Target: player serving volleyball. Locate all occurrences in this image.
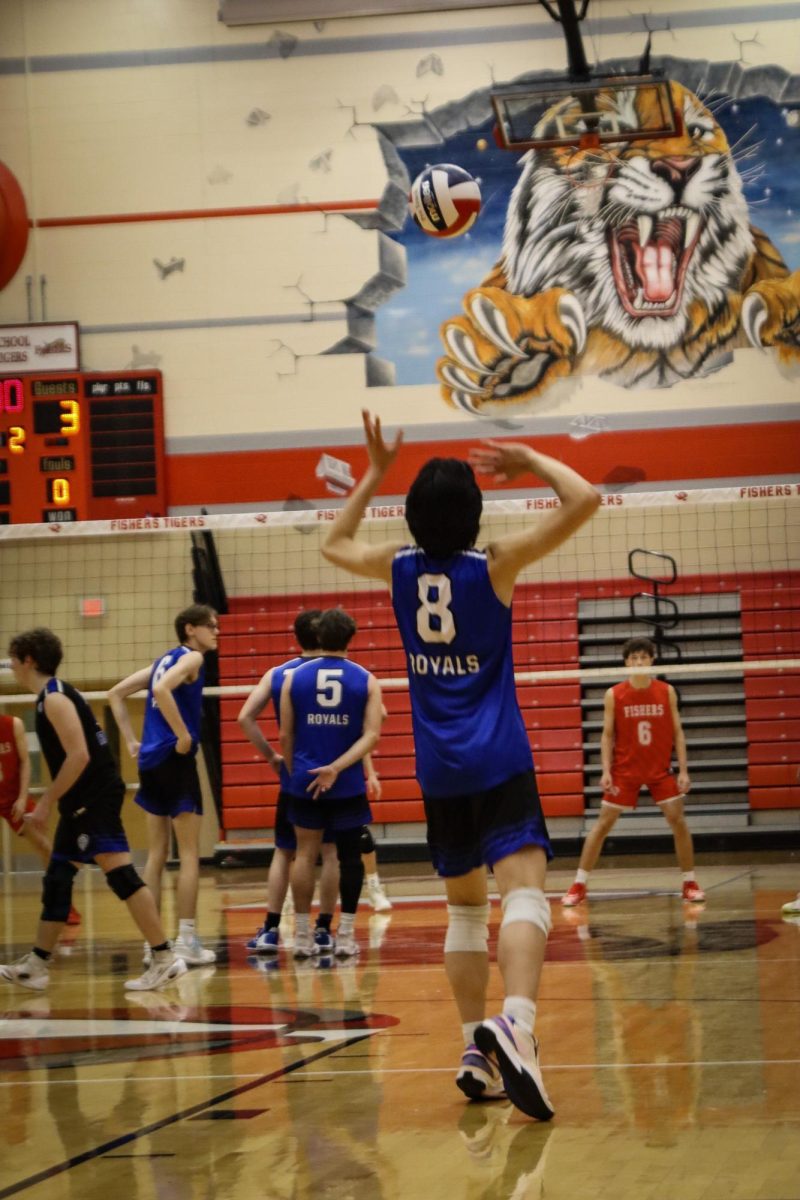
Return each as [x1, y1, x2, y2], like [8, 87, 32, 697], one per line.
[321, 410, 600, 1121]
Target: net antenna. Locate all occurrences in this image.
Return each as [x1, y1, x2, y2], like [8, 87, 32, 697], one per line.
[491, 0, 682, 153]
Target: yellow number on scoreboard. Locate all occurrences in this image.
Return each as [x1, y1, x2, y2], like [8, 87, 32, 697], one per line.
[59, 399, 80, 436]
[52, 478, 71, 505]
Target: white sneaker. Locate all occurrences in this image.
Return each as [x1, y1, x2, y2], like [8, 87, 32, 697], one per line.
[0, 952, 50, 991]
[173, 934, 217, 965]
[334, 931, 359, 958]
[456, 1044, 507, 1101]
[367, 879, 392, 913]
[293, 929, 316, 959]
[474, 1015, 554, 1122]
[125, 954, 188, 991]
[781, 893, 800, 915]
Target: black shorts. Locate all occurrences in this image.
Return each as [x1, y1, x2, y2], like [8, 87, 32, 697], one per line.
[274, 791, 335, 850]
[423, 769, 553, 878]
[136, 750, 202, 818]
[287, 793, 372, 834]
[52, 781, 129, 864]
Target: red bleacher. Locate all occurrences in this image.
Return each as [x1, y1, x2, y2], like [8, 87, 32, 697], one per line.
[219, 586, 582, 833]
[218, 572, 800, 836]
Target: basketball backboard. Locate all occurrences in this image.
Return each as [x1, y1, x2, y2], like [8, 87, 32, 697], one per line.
[491, 76, 680, 151]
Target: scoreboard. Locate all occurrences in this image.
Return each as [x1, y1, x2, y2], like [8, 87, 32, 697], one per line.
[0, 371, 166, 524]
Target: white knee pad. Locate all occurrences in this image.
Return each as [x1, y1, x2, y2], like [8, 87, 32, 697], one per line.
[500, 887, 552, 937]
[444, 904, 490, 953]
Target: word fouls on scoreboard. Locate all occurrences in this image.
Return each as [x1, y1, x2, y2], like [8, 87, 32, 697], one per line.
[1, 377, 80, 510]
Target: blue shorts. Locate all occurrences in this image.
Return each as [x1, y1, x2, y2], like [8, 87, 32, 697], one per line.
[274, 791, 335, 850]
[136, 750, 202, 819]
[52, 781, 130, 864]
[423, 769, 553, 878]
[287, 793, 371, 834]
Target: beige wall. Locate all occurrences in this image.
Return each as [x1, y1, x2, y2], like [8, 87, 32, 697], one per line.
[0, 0, 797, 447]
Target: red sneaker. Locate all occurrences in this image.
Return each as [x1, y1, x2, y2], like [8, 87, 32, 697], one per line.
[65, 907, 82, 927]
[561, 882, 587, 907]
[682, 881, 705, 904]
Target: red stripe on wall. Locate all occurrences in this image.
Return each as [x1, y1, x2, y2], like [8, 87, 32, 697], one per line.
[33, 200, 381, 229]
[166, 420, 800, 508]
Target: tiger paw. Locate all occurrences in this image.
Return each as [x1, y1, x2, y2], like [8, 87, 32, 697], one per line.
[741, 272, 800, 371]
[438, 285, 586, 412]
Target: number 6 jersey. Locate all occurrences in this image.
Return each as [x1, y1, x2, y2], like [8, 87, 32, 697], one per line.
[611, 678, 674, 780]
[392, 547, 533, 798]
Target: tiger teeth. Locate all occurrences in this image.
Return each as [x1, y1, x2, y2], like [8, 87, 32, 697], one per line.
[684, 213, 700, 246]
[637, 215, 653, 246]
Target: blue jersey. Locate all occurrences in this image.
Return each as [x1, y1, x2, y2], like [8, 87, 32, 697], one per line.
[285, 656, 370, 800]
[138, 645, 205, 770]
[270, 654, 311, 789]
[392, 547, 533, 798]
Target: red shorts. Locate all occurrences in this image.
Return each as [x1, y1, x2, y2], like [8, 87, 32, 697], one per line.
[0, 796, 35, 835]
[603, 772, 682, 810]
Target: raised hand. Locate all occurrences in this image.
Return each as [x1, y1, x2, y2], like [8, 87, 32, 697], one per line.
[362, 409, 404, 475]
[468, 440, 536, 484]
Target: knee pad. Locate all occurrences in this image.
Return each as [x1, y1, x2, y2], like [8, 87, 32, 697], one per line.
[444, 904, 490, 954]
[501, 887, 552, 937]
[105, 863, 145, 901]
[41, 860, 78, 923]
[359, 825, 375, 856]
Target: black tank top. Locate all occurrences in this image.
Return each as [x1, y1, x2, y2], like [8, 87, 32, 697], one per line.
[35, 678, 122, 813]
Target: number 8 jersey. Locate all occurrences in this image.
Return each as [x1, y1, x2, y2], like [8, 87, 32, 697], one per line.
[392, 547, 533, 798]
[611, 678, 674, 780]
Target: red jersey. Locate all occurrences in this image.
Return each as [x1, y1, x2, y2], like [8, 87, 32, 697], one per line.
[611, 678, 675, 780]
[0, 715, 21, 804]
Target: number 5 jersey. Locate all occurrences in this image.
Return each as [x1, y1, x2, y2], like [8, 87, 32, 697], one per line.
[391, 547, 533, 798]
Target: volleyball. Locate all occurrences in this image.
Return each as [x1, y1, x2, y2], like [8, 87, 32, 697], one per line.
[408, 163, 481, 238]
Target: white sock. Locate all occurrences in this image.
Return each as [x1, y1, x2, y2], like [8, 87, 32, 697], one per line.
[178, 919, 196, 940]
[502, 996, 536, 1036]
[366, 872, 380, 887]
[338, 912, 355, 936]
[462, 1021, 479, 1048]
[295, 913, 310, 936]
[576, 869, 589, 885]
[682, 872, 696, 883]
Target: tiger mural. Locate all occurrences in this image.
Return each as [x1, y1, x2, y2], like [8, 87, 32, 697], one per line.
[437, 80, 800, 413]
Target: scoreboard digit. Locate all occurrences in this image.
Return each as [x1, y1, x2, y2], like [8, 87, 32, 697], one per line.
[0, 371, 166, 524]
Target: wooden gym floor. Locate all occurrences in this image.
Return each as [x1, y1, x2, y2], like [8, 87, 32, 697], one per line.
[1, 855, 799, 1200]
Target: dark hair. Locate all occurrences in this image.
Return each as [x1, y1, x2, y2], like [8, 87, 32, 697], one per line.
[8, 627, 64, 676]
[316, 608, 357, 652]
[294, 609, 321, 651]
[622, 636, 657, 662]
[175, 604, 217, 643]
[405, 458, 482, 559]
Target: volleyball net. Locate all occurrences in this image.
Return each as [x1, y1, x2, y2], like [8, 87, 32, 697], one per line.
[0, 483, 798, 691]
[1, 484, 798, 832]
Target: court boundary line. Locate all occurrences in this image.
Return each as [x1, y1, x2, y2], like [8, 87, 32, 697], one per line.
[0, 1034, 371, 1199]
[3, 1056, 799, 1093]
